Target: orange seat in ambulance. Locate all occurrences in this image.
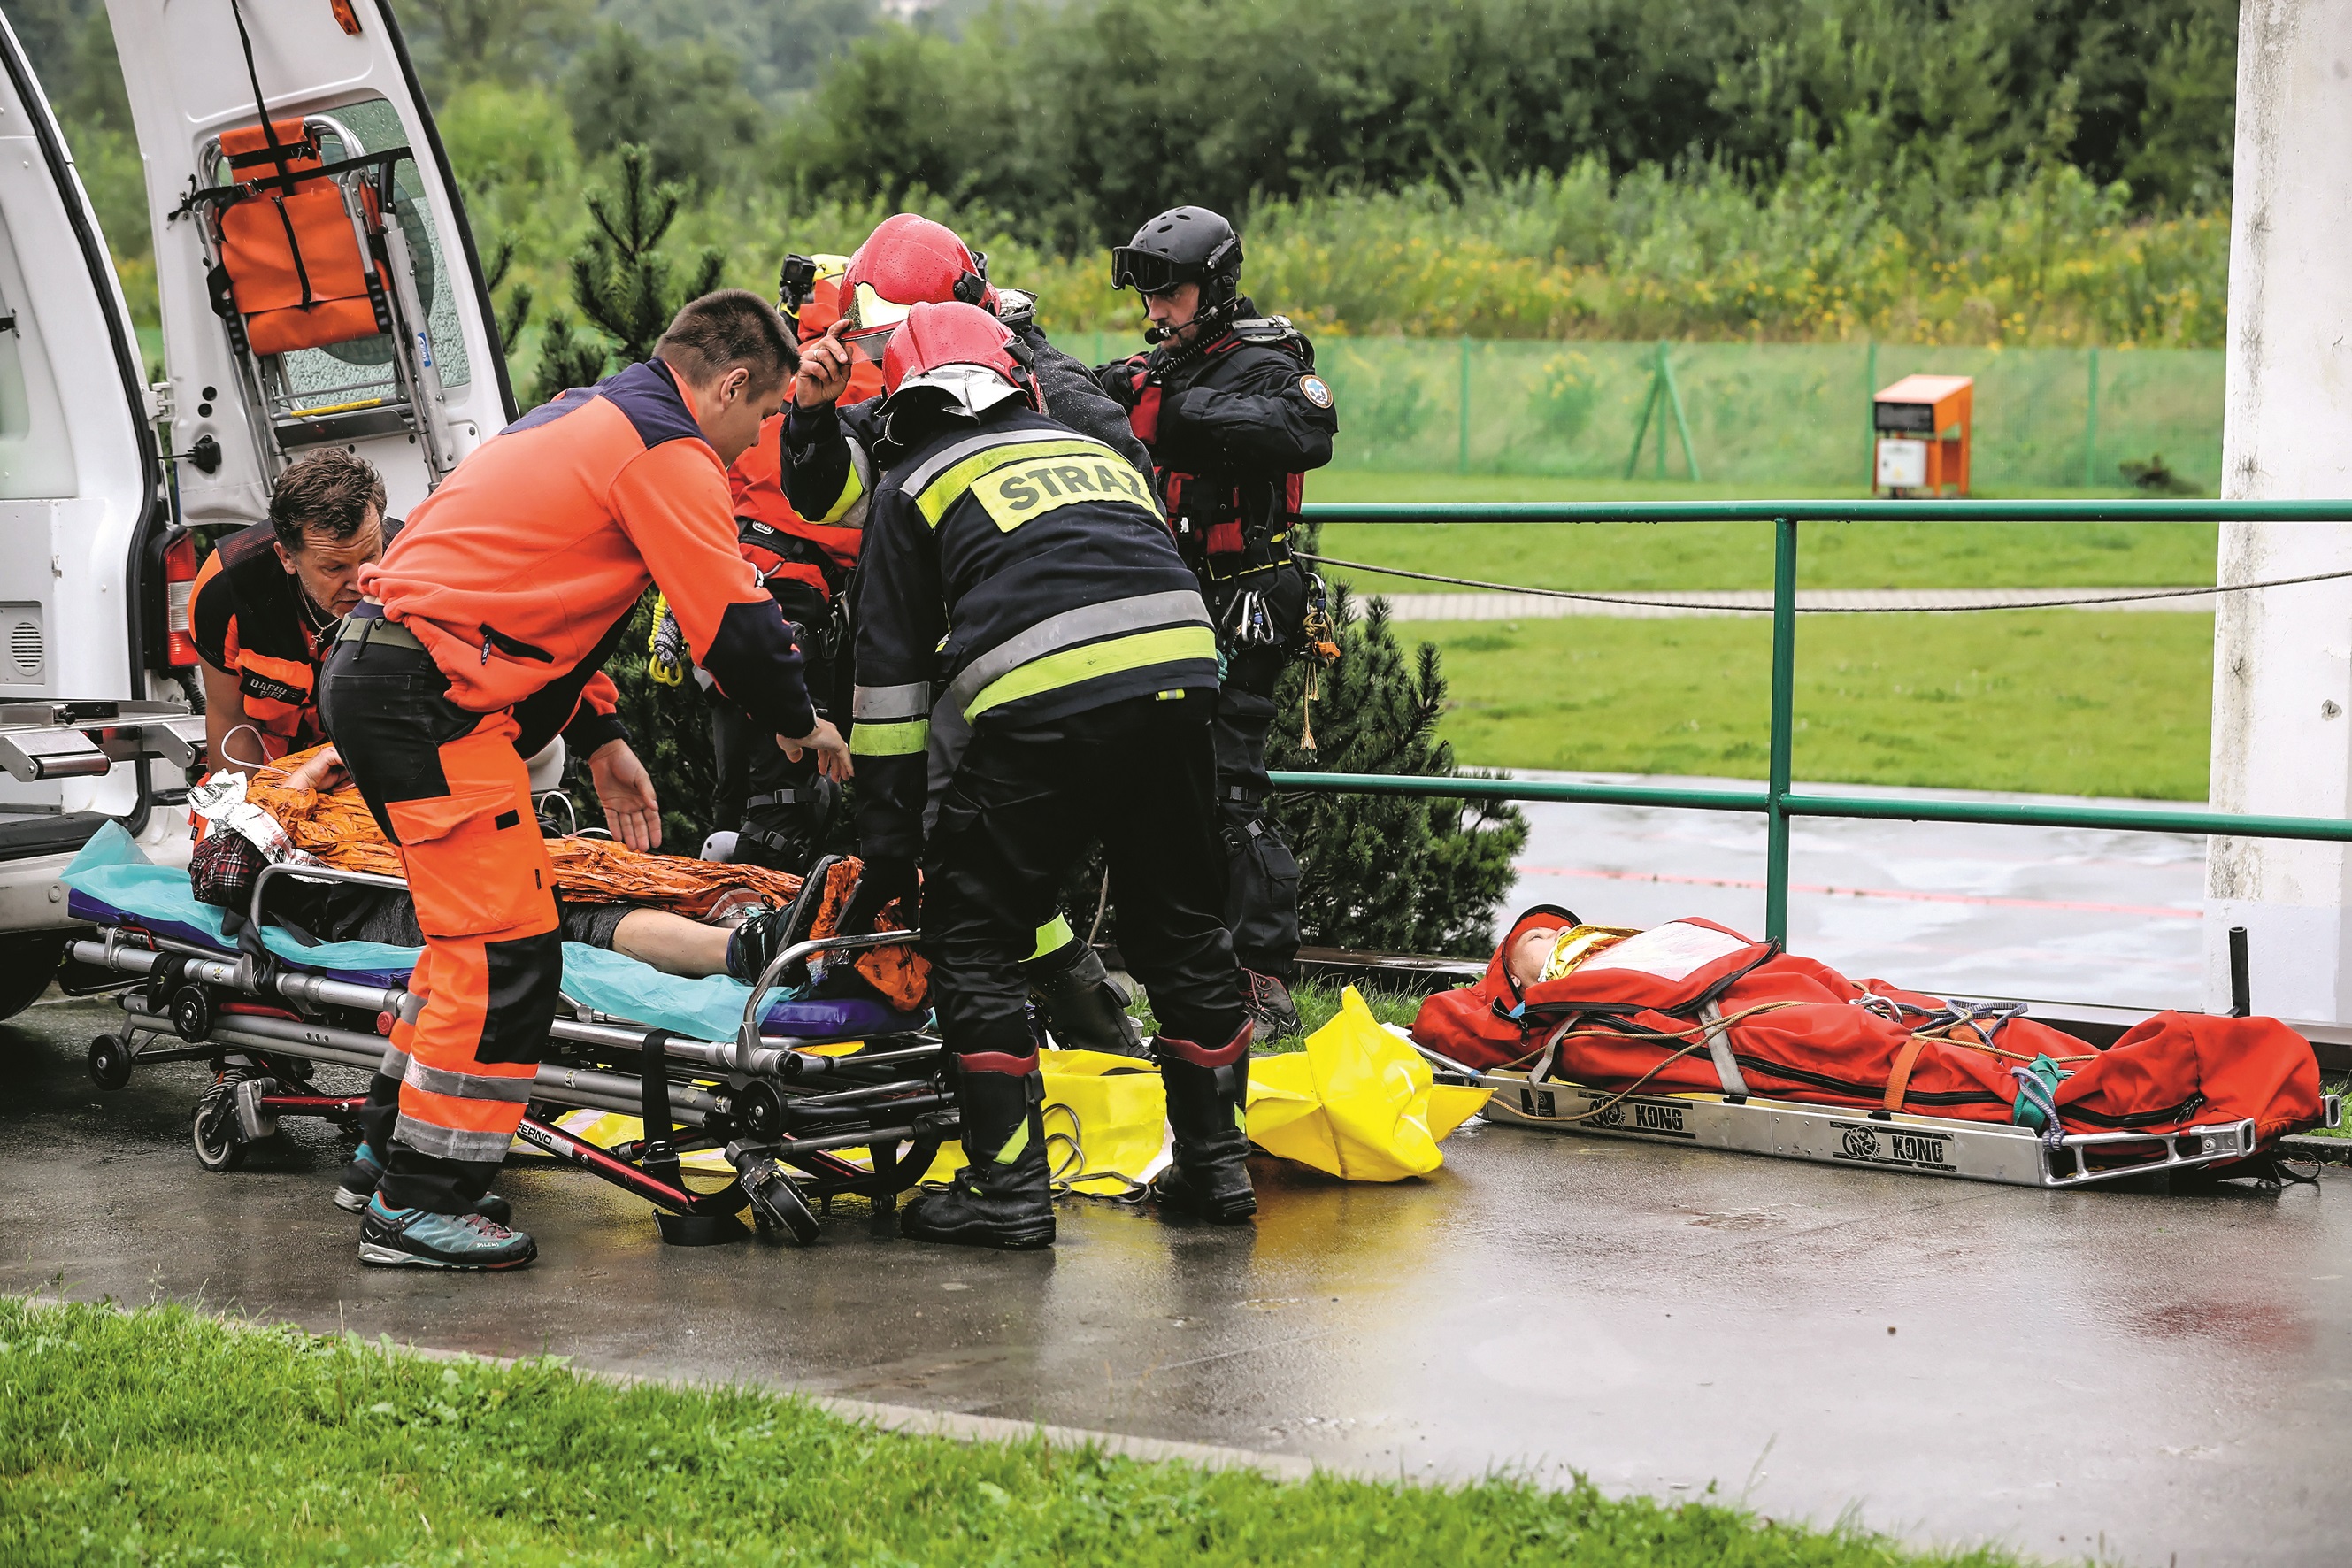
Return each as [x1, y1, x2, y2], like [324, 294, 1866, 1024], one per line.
[208, 119, 390, 358]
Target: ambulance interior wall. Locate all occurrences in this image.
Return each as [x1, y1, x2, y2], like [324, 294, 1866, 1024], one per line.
[1073, 334, 2224, 492]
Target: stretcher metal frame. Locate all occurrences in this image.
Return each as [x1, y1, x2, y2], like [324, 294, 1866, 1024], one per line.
[1434, 1049, 2344, 1188]
[72, 859, 958, 1247]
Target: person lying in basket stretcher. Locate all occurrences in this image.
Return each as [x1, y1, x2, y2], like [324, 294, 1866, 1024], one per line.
[1410, 908, 2326, 1158]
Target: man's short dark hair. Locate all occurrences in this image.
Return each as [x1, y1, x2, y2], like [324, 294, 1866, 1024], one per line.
[267, 449, 386, 552]
[657, 288, 799, 389]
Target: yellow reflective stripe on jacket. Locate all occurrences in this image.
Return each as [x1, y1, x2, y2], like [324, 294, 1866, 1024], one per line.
[814, 442, 872, 527]
[915, 438, 1126, 527]
[850, 718, 930, 756]
[965, 625, 1218, 723]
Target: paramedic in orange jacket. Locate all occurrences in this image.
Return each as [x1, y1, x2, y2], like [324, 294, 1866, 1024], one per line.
[317, 290, 848, 1272]
[190, 450, 640, 837]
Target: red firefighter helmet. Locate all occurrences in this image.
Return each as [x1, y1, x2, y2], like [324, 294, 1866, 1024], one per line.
[880, 300, 1037, 417]
[842, 214, 995, 364]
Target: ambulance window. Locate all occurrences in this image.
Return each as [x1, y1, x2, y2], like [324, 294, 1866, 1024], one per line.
[204, 96, 472, 398]
[0, 209, 79, 499]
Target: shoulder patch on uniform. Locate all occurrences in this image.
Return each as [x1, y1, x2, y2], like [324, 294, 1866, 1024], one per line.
[1299, 374, 1334, 409]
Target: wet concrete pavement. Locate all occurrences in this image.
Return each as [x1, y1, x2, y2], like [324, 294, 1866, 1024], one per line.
[8, 997, 2348, 1566]
[1504, 772, 2209, 1011]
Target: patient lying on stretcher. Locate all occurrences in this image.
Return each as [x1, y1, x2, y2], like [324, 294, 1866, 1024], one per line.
[191, 745, 926, 1007]
[1419, 907, 2325, 1150]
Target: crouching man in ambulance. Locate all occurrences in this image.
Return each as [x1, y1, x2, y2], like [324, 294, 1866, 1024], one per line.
[318, 289, 849, 1272]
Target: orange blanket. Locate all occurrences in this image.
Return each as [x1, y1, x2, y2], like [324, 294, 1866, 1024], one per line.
[246, 749, 926, 1009]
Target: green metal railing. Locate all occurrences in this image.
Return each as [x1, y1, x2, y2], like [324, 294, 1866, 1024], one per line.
[1272, 499, 2352, 943]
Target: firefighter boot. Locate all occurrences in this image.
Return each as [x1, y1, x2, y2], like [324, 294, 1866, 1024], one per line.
[900, 1052, 1056, 1250]
[1023, 934, 1146, 1057]
[1151, 1023, 1257, 1223]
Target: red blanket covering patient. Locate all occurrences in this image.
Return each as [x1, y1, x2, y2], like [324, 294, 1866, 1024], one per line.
[1411, 907, 2324, 1149]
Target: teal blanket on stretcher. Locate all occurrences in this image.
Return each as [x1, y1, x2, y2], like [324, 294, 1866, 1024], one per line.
[62, 823, 777, 1043]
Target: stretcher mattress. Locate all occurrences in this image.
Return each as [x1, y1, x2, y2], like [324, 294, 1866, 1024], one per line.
[61, 823, 926, 1043]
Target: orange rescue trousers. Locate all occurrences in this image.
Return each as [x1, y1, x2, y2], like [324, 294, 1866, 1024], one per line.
[318, 616, 561, 1214]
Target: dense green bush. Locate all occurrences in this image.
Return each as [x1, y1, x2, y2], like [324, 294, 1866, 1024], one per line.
[787, 0, 2241, 250]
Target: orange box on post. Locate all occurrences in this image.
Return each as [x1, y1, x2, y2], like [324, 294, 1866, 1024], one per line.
[1872, 374, 1972, 496]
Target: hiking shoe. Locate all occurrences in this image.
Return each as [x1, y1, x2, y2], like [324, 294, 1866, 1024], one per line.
[358, 1196, 536, 1271]
[726, 856, 838, 985]
[333, 1143, 509, 1225]
[1241, 969, 1303, 1041]
[726, 903, 794, 984]
[333, 1141, 384, 1211]
[1023, 940, 1147, 1056]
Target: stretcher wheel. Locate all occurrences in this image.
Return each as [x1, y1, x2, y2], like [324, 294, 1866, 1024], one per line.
[191, 1092, 246, 1172]
[171, 984, 213, 1043]
[88, 1034, 133, 1092]
[745, 1164, 821, 1246]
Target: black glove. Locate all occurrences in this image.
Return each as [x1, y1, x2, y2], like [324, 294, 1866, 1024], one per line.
[841, 853, 919, 936]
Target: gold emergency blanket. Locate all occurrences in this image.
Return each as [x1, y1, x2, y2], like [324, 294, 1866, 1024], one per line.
[242, 748, 927, 1010]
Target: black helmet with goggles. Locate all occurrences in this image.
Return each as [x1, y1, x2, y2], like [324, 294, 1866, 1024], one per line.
[1111, 205, 1243, 305]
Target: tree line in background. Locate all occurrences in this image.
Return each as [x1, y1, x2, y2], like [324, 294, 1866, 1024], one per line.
[21, 0, 2239, 350]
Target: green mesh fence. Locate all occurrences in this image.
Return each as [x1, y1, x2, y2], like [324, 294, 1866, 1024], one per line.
[1074, 334, 2224, 492]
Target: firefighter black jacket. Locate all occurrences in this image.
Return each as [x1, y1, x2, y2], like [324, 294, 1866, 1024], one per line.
[846, 402, 1217, 861]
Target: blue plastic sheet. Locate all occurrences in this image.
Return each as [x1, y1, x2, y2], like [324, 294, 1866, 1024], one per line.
[57, 823, 905, 1042]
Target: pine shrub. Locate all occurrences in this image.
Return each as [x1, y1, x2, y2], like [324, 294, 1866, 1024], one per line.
[1269, 585, 1526, 957]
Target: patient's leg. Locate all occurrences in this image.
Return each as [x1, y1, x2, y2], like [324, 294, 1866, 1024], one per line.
[610, 909, 732, 978]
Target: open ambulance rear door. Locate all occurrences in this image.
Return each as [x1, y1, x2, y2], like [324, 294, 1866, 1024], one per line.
[0, 7, 185, 1004]
[107, 0, 515, 532]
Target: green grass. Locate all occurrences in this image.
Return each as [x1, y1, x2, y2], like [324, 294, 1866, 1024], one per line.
[0, 1298, 2015, 1567]
[1405, 611, 2214, 799]
[1307, 473, 2217, 591]
[1126, 981, 1424, 1049]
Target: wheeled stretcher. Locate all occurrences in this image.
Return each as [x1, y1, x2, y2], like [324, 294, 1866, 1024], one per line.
[67, 855, 960, 1248]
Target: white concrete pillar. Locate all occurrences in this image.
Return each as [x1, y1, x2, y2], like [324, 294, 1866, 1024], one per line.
[2209, 0, 2352, 1022]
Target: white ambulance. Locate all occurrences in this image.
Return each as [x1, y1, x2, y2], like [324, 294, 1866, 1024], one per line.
[0, 1, 510, 1016]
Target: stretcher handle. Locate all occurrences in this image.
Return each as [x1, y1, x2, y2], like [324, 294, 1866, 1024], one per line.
[734, 931, 913, 1073]
[248, 859, 406, 940]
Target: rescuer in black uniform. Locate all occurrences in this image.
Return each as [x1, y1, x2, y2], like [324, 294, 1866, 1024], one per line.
[844, 301, 1255, 1249]
[789, 214, 1149, 1056]
[1098, 206, 1338, 1039]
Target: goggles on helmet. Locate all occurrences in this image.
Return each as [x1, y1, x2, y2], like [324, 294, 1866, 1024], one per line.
[1110, 245, 1192, 296]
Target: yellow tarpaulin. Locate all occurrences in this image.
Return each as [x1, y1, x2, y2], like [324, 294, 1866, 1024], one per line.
[1245, 987, 1491, 1181]
[540, 999, 1490, 1201]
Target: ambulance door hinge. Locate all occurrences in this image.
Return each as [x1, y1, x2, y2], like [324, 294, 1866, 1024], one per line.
[145, 382, 175, 424]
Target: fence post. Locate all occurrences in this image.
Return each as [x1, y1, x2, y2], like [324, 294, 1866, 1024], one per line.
[1864, 341, 1879, 473]
[2082, 346, 2101, 490]
[1656, 341, 1671, 480]
[1457, 336, 1472, 474]
[1765, 516, 1798, 943]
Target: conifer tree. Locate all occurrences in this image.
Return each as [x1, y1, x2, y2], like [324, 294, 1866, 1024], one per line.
[1267, 588, 1526, 957]
[542, 145, 732, 847]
